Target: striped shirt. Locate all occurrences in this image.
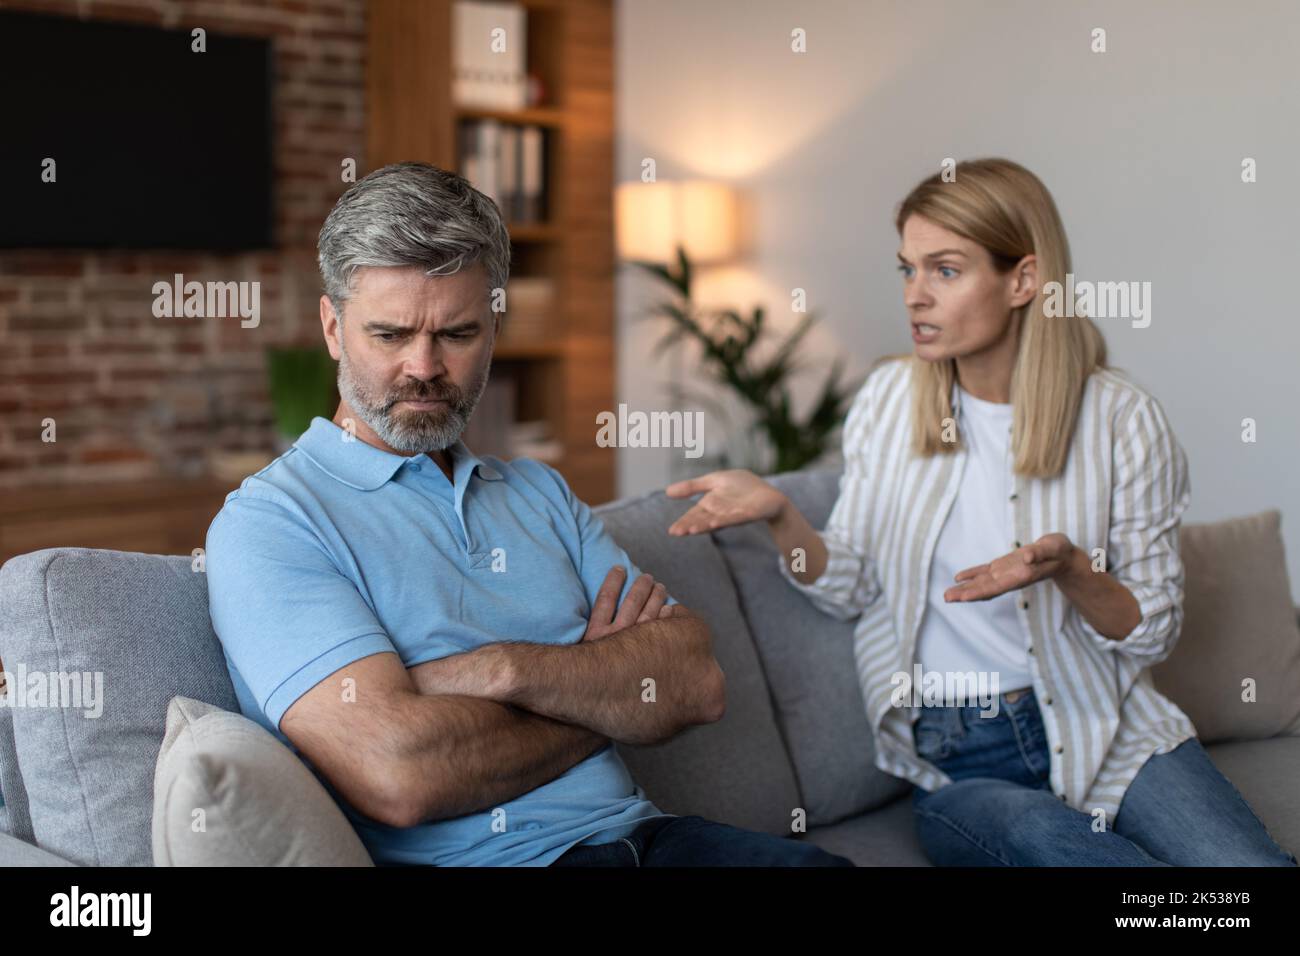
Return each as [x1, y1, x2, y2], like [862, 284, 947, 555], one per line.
[777, 357, 1197, 825]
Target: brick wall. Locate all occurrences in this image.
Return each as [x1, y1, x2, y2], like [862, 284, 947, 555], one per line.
[0, 0, 366, 487]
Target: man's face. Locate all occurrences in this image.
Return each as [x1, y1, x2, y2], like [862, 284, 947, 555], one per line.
[320, 262, 497, 455]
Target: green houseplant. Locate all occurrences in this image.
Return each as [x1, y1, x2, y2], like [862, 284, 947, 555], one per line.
[266, 347, 339, 450]
[632, 246, 861, 475]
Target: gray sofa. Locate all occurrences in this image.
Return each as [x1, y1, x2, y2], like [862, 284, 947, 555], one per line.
[1, 468, 1298, 866]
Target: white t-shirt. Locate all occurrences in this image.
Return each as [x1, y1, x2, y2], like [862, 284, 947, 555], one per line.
[912, 385, 1033, 714]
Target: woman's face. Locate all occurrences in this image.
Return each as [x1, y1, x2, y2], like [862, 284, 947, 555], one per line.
[896, 214, 1035, 364]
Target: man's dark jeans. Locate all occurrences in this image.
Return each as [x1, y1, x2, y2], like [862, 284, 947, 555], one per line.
[550, 814, 855, 866]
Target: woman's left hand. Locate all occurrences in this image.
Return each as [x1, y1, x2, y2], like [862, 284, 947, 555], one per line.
[944, 533, 1081, 602]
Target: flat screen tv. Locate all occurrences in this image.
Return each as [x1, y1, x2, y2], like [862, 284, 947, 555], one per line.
[0, 10, 275, 250]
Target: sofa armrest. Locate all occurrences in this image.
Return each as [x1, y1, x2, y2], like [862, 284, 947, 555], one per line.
[0, 831, 79, 866]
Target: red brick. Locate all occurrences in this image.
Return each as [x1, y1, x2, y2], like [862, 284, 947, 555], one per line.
[79, 446, 154, 465]
[0, 371, 90, 387]
[30, 343, 71, 359]
[84, 3, 165, 26]
[92, 340, 160, 355]
[7, 314, 85, 333]
[0, 255, 84, 278]
[108, 368, 170, 383]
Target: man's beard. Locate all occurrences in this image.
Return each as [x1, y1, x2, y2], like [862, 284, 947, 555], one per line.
[336, 338, 490, 455]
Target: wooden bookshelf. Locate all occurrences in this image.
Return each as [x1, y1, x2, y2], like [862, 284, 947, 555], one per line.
[367, 0, 617, 504]
[456, 105, 567, 128]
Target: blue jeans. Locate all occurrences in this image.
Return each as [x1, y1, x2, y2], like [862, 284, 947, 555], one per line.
[550, 815, 854, 867]
[910, 687, 1298, 866]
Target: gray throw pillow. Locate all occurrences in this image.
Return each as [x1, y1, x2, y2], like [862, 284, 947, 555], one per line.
[713, 469, 911, 827]
[596, 491, 804, 835]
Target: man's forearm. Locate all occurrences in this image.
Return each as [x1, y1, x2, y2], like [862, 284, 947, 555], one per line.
[490, 613, 725, 745]
[383, 691, 607, 826]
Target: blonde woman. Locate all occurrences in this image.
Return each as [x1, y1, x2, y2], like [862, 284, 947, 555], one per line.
[665, 159, 1297, 866]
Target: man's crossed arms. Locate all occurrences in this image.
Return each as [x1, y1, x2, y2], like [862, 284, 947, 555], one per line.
[279, 566, 726, 829]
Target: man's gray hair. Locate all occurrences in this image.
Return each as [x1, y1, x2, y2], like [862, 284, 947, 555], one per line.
[317, 161, 511, 318]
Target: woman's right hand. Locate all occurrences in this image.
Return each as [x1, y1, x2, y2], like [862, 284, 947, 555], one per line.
[664, 469, 788, 536]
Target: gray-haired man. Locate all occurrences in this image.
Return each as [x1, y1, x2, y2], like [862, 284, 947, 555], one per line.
[204, 161, 853, 867]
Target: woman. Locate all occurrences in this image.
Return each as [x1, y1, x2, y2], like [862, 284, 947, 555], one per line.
[665, 158, 1297, 867]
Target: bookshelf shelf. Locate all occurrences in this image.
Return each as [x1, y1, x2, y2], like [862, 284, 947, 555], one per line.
[494, 342, 566, 360]
[507, 221, 561, 242]
[456, 106, 567, 128]
[367, 0, 616, 504]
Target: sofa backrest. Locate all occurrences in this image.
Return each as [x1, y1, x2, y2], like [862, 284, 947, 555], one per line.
[595, 468, 916, 830]
[711, 470, 913, 825]
[0, 548, 238, 866]
[594, 490, 803, 834]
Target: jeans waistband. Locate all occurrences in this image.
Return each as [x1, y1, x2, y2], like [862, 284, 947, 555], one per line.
[915, 685, 1035, 713]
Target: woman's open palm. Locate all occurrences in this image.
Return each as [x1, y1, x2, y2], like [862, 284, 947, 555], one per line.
[665, 469, 786, 536]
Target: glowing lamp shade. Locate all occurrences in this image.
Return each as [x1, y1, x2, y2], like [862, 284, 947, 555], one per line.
[615, 180, 738, 265]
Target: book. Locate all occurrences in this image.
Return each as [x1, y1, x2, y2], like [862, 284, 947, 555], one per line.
[519, 125, 544, 222]
[452, 1, 528, 110]
[501, 277, 555, 344]
[457, 120, 545, 224]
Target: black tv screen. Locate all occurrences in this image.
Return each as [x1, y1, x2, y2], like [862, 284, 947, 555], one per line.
[0, 11, 275, 250]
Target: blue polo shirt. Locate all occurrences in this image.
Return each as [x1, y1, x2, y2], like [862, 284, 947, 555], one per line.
[204, 415, 674, 866]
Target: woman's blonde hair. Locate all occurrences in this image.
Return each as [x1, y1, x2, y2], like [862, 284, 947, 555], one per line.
[894, 158, 1106, 477]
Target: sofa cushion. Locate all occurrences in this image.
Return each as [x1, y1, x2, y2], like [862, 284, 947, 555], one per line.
[800, 794, 930, 867]
[595, 491, 802, 836]
[0, 829, 78, 866]
[1201, 736, 1300, 857]
[0, 704, 35, 843]
[713, 469, 911, 827]
[153, 696, 373, 866]
[0, 548, 239, 866]
[1153, 510, 1300, 743]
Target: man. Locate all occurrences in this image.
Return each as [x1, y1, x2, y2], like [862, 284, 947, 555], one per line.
[205, 161, 852, 867]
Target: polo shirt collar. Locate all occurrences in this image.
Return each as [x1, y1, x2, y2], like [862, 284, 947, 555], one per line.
[293, 416, 502, 491]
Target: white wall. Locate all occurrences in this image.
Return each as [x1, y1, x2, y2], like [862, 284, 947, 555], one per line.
[615, 0, 1300, 601]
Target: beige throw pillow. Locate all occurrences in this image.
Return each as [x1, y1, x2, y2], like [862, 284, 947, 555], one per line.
[1153, 510, 1300, 743]
[152, 696, 374, 866]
